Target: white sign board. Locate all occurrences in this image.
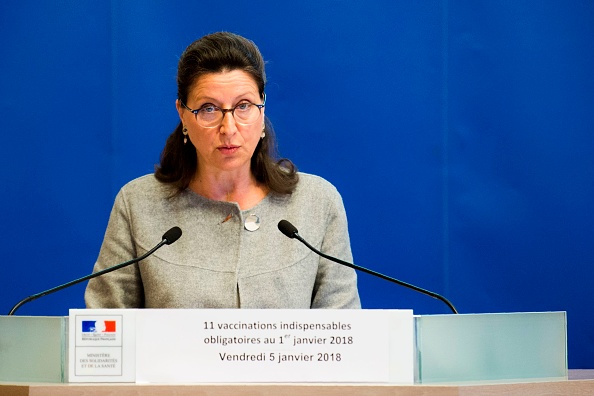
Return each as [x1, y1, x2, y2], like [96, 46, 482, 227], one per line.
[69, 309, 413, 384]
[68, 309, 136, 382]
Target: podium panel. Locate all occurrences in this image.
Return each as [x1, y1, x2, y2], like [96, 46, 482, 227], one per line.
[0, 310, 568, 385]
[415, 312, 567, 383]
[0, 316, 67, 382]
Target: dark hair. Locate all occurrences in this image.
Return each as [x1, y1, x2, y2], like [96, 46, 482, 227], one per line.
[155, 32, 298, 195]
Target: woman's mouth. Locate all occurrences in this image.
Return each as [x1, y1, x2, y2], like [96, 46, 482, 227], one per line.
[218, 145, 240, 155]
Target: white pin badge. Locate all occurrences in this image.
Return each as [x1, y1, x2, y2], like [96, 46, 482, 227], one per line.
[244, 214, 261, 231]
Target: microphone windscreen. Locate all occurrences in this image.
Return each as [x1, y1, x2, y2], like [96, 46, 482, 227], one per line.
[162, 226, 182, 245]
[278, 220, 298, 238]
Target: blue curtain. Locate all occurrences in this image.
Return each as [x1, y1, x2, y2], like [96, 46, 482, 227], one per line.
[1, 0, 592, 368]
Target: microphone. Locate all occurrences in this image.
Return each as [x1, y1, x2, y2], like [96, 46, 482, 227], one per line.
[7, 226, 182, 315]
[278, 220, 458, 314]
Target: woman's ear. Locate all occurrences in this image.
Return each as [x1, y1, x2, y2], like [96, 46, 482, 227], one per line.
[175, 99, 184, 122]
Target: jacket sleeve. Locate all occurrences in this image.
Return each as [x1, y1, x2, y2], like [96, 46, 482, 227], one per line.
[310, 186, 361, 309]
[84, 189, 145, 308]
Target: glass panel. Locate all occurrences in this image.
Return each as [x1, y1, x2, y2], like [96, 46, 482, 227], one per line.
[0, 316, 67, 382]
[415, 312, 567, 384]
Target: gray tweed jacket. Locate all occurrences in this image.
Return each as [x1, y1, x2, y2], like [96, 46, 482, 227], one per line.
[84, 173, 361, 309]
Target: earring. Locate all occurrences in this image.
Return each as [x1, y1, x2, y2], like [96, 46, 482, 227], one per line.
[261, 127, 266, 139]
[182, 126, 188, 144]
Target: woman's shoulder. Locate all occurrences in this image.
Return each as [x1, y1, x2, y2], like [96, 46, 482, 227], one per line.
[296, 172, 340, 193]
[292, 172, 344, 205]
[118, 173, 175, 200]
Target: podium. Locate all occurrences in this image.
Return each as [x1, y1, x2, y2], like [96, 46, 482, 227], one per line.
[0, 310, 568, 385]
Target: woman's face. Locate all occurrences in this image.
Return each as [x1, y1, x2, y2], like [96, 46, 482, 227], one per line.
[176, 70, 265, 178]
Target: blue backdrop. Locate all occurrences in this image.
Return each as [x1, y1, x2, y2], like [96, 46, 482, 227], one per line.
[1, 1, 593, 368]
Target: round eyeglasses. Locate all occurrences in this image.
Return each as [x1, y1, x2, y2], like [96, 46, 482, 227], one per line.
[180, 94, 266, 128]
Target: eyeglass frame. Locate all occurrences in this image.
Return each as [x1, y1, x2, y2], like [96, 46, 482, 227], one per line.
[179, 94, 266, 128]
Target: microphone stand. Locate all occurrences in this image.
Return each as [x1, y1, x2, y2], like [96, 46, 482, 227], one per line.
[8, 227, 182, 315]
[279, 220, 458, 314]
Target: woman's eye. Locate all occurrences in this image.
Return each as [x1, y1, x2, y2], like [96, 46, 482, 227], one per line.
[200, 105, 218, 114]
[236, 103, 251, 111]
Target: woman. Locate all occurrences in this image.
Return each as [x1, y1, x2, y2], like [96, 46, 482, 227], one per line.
[85, 32, 360, 309]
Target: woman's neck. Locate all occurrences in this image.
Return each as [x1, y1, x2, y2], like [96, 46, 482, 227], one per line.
[189, 170, 268, 210]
